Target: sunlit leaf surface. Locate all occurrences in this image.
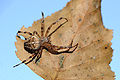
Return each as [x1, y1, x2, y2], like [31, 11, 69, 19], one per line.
[15, 0, 115, 80]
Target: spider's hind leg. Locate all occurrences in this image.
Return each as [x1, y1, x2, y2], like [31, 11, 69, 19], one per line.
[13, 54, 36, 68]
[35, 53, 41, 63]
[33, 31, 40, 38]
[16, 31, 32, 39]
[25, 54, 37, 65]
[35, 48, 43, 63]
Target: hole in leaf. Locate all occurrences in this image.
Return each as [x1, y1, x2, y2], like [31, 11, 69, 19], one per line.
[19, 35, 26, 40]
[105, 47, 107, 49]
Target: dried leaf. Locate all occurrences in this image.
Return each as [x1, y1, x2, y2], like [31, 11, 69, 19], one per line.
[15, 0, 115, 80]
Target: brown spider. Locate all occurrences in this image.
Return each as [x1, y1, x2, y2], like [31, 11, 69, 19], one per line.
[13, 12, 78, 68]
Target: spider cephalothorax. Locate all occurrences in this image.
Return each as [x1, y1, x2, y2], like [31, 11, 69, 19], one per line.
[13, 12, 78, 68]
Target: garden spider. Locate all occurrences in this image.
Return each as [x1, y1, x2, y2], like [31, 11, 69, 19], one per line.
[13, 12, 78, 68]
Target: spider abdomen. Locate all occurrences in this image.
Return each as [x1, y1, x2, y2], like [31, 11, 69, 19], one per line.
[24, 37, 41, 54]
[24, 42, 37, 53]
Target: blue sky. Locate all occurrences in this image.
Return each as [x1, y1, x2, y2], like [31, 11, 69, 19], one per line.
[0, 0, 119, 80]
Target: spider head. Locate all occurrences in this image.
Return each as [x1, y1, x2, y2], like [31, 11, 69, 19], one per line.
[24, 36, 41, 53]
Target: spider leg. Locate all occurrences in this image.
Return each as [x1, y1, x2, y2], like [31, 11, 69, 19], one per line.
[13, 54, 35, 68]
[53, 40, 74, 50]
[35, 48, 43, 63]
[43, 40, 78, 55]
[25, 54, 37, 65]
[49, 43, 78, 55]
[35, 54, 41, 63]
[33, 31, 41, 38]
[25, 47, 43, 64]
[45, 17, 68, 37]
[16, 31, 32, 39]
[41, 12, 45, 37]
[58, 43, 78, 54]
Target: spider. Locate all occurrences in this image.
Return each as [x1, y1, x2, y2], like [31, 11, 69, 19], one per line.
[13, 12, 78, 68]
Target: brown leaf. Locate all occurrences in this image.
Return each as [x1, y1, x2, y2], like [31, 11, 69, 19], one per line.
[15, 0, 115, 80]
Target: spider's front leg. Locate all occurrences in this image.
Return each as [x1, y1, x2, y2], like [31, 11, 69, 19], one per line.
[57, 43, 78, 53]
[45, 17, 68, 37]
[53, 40, 78, 54]
[43, 40, 78, 55]
[41, 12, 45, 37]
